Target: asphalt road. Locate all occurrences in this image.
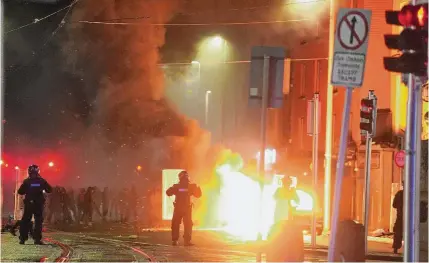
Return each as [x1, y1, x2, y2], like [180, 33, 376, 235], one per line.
[1, 224, 393, 262]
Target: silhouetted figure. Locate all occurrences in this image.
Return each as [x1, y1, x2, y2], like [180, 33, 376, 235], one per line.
[128, 187, 138, 222]
[273, 176, 300, 223]
[166, 170, 202, 246]
[80, 187, 95, 226]
[77, 188, 86, 222]
[102, 187, 109, 222]
[392, 188, 403, 254]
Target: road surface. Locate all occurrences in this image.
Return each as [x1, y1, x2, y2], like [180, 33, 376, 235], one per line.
[1, 224, 399, 262]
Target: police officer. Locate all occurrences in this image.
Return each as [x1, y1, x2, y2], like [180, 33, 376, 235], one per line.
[17, 165, 52, 245]
[166, 170, 201, 246]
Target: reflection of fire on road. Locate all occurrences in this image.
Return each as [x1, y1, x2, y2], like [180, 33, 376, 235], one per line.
[161, 151, 315, 241]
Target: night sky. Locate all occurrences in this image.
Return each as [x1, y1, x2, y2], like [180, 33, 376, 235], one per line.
[4, 1, 91, 151]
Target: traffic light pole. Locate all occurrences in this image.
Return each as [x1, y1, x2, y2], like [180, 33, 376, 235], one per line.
[363, 90, 376, 255]
[404, 73, 422, 262]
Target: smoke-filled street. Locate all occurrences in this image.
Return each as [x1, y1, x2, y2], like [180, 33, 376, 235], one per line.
[2, 0, 428, 262]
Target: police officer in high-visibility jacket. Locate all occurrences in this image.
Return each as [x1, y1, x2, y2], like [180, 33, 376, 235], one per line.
[18, 165, 52, 245]
[166, 170, 201, 246]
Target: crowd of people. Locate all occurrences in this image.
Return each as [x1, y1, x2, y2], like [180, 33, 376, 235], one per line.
[43, 185, 163, 227]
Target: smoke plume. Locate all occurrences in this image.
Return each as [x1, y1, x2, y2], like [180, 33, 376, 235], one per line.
[62, 0, 212, 185]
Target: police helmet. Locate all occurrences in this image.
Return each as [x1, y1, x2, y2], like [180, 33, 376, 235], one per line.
[28, 164, 40, 176]
[178, 170, 189, 181]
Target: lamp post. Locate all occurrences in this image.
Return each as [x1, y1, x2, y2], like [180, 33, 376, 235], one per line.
[191, 61, 201, 90]
[14, 166, 20, 220]
[205, 90, 212, 127]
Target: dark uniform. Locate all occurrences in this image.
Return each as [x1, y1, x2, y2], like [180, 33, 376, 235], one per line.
[18, 165, 52, 245]
[166, 171, 201, 246]
[392, 189, 403, 253]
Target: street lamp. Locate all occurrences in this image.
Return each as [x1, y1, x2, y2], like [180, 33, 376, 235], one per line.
[209, 36, 224, 48]
[205, 90, 212, 126]
[48, 162, 54, 167]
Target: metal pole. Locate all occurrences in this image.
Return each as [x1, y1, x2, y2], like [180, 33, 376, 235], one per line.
[205, 91, 211, 126]
[311, 92, 320, 248]
[198, 63, 201, 90]
[363, 90, 376, 255]
[404, 73, 419, 262]
[256, 55, 270, 263]
[414, 80, 422, 261]
[14, 169, 19, 220]
[327, 86, 354, 262]
[323, 0, 337, 233]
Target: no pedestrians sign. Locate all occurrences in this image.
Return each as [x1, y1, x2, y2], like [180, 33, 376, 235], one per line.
[331, 8, 372, 88]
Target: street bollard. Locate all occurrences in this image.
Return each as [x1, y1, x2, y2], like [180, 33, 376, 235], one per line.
[332, 220, 365, 262]
[265, 220, 304, 262]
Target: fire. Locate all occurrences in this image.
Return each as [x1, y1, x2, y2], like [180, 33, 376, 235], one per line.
[215, 163, 314, 241]
[161, 150, 315, 242]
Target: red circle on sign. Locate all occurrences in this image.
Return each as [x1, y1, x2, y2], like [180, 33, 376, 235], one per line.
[394, 150, 406, 168]
[337, 11, 369, 51]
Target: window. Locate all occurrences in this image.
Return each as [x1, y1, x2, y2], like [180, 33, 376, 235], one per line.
[314, 60, 320, 92]
[299, 117, 305, 149]
[300, 64, 306, 96]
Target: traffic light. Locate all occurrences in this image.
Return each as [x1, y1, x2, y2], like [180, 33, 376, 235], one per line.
[384, 3, 428, 76]
[360, 98, 376, 136]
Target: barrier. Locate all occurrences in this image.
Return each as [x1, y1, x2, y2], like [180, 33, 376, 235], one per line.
[333, 220, 365, 262]
[265, 220, 304, 262]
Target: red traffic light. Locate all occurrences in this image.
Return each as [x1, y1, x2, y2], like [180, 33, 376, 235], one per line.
[361, 98, 375, 111]
[386, 4, 428, 28]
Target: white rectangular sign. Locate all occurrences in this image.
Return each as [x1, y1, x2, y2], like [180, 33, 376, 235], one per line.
[331, 8, 372, 88]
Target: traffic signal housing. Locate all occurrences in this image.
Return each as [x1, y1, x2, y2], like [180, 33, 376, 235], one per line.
[360, 98, 377, 136]
[384, 3, 428, 76]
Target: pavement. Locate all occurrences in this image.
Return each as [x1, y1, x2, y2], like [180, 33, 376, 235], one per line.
[301, 234, 402, 262]
[0, 234, 62, 262]
[0, 224, 403, 262]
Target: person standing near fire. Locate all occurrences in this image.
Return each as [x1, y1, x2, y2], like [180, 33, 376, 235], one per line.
[166, 170, 202, 246]
[273, 176, 300, 223]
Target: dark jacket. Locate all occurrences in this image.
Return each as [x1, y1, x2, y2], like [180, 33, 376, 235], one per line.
[166, 182, 202, 207]
[393, 190, 403, 222]
[18, 176, 52, 203]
